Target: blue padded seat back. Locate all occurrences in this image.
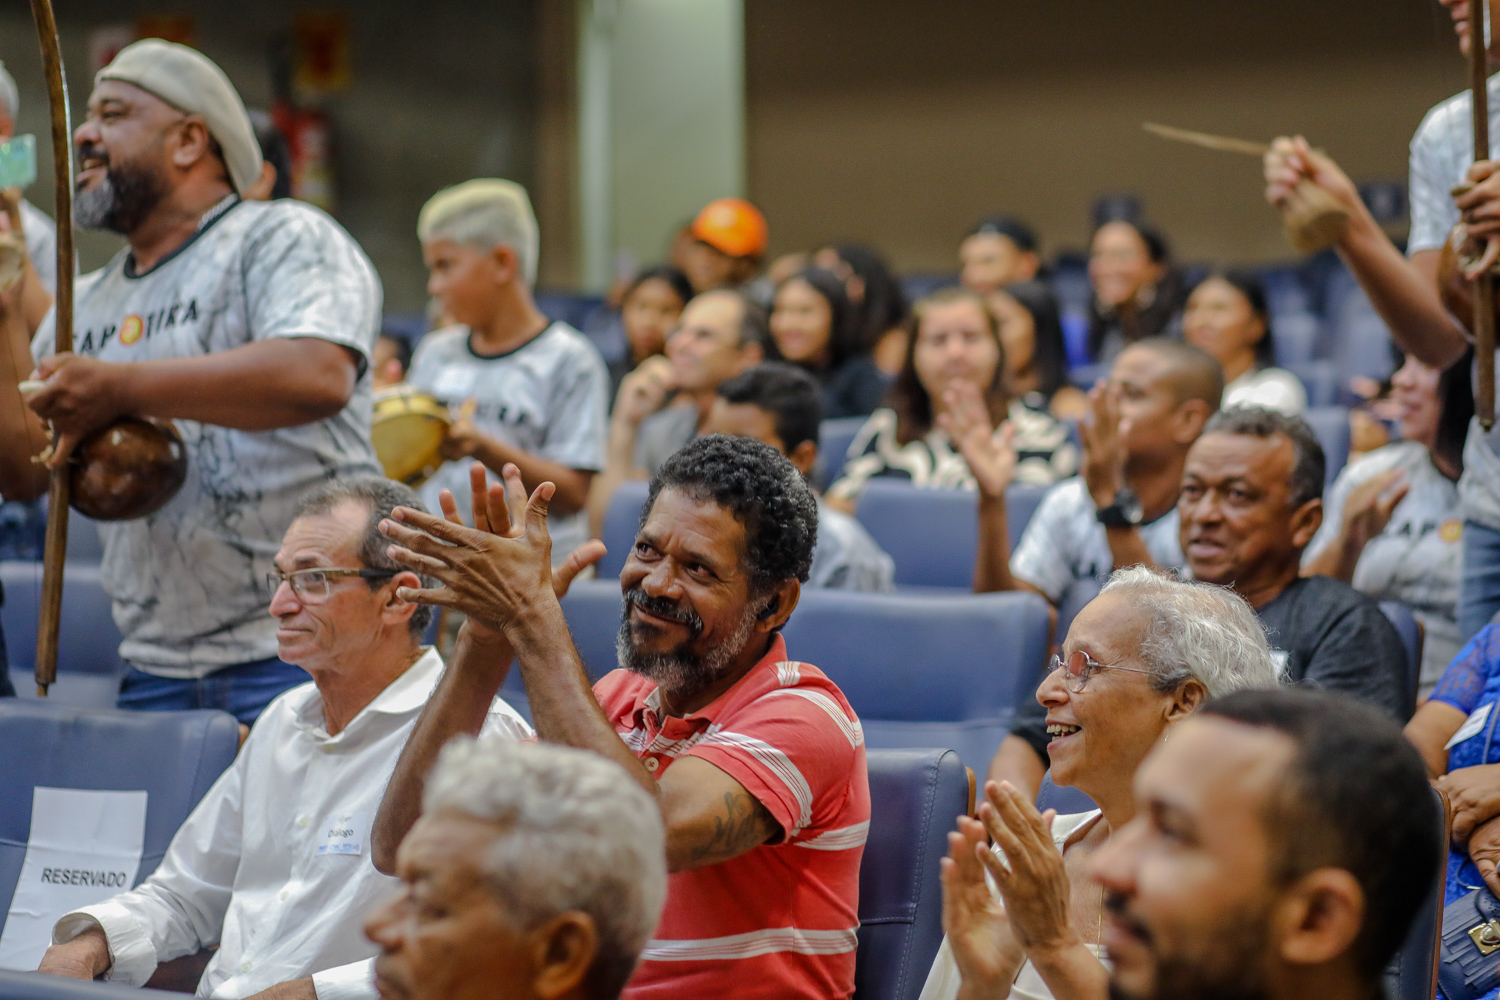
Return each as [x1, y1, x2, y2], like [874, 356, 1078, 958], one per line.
[0, 563, 125, 677]
[1035, 771, 1097, 815]
[555, 581, 627, 682]
[0, 702, 239, 938]
[854, 481, 1050, 590]
[1287, 361, 1339, 408]
[1302, 406, 1351, 488]
[594, 481, 651, 580]
[819, 416, 870, 490]
[0, 970, 184, 1000]
[1386, 783, 1445, 1000]
[1378, 601, 1422, 722]
[855, 749, 967, 1000]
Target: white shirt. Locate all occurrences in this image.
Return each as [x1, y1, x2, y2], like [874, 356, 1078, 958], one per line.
[1222, 367, 1307, 415]
[809, 501, 895, 593]
[919, 811, 1108, 1000]
[19, 198, 55, 295]
[1407, 74, 1500, 528]
[408, 322, 608, 558]
[1009, 478, 1185, 603]
[30, 196, 383, 676]
[51, 648, 532, 1000]
[1303, 440, 1462, 690]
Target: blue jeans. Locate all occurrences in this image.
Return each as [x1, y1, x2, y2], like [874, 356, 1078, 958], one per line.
[117, 657, 310, 726]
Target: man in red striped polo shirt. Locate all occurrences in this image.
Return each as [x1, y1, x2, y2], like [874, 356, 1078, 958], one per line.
[373, 436, 869, 999]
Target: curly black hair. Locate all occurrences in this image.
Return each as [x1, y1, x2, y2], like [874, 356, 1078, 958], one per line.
[644, 435, 819, 591]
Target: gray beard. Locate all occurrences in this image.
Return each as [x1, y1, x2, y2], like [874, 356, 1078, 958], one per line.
[74, 165, 166, 234]
[616, 604, 759, 698]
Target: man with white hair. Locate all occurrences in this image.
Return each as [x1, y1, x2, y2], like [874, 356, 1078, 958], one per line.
[406, 179, 608, 557]
[365, 738, 667, 1000]
[0, 58, 58, 297]
[0, 39, 383, 723]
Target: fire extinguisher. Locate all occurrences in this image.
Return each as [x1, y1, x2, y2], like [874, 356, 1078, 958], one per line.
[272, 98, 336, 213]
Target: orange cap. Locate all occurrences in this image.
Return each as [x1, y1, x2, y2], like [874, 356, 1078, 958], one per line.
[690, 198, 768, 259]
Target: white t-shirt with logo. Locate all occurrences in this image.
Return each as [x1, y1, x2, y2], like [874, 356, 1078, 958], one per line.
[1009, 477, 1185, 603]
[31, 196, 382, 677]
[407, 322, 608, 558]
[1303, 440, 1462, 689]
[1407, 74, 1500, 530]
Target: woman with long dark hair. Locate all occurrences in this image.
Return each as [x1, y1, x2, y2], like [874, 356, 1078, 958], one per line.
[768, 266, 890, 419]
[1304, 348, 1473, 692]
[1183, 269, 1306, 414]
[986, 281, 1087, 419]
[1086, 220, 1183, 363]
[826, 288, 1076, 511]
[814, 243, 910, 375]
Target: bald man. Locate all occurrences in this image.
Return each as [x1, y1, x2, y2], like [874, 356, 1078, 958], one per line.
[968, 337, 1222, 599]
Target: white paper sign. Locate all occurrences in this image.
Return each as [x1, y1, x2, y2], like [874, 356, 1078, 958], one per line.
[1447, 703, 1494, 751]
[0, 788, 148, 971]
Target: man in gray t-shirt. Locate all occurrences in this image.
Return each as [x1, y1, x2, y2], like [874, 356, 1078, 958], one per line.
[586, 288, 766, 536]
[1263, 7, 1500, 641]
[0, 41, 379, 725]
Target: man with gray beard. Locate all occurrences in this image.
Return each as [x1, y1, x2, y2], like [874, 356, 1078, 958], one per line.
[0, 40, 381, 724]
[371, 435, 870, 999]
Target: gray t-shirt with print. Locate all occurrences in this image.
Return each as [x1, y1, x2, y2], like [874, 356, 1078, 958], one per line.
[810, 502, 895, 593]
[1009, 477, 1185, 603]
[1407, 75, 1500, 530]
[31, 196, 382, 677]
[408, 322, 608, 558]
[1303, 441, 1462, 689]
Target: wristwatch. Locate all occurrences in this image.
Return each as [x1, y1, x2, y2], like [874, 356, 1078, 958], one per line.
[1096, 487, 1144, 529]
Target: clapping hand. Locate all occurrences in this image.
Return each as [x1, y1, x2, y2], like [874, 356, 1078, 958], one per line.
[1338, 468, 1408, 552]
[1470, 812, 1500, 898]
[938, 381, 1016, 499]
[380, 461, 603, 636]
[973, 781, 1075, 955]
[940, 813, 1024, 1000]
[1080, 380, 1126, 510]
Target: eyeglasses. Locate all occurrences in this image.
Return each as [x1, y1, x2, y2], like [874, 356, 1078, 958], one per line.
[1048, 649, 1155, 693]
[267, 567, 398, 603]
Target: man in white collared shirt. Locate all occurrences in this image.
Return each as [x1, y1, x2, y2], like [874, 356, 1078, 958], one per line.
[34, 476, 535, 1000]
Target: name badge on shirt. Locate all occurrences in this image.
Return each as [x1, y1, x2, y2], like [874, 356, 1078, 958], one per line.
[317, 811, 369, 856]
[1447, 703, 1494, 750]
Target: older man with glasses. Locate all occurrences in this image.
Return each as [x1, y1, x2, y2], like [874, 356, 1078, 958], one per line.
[35, 475, 546, 1000]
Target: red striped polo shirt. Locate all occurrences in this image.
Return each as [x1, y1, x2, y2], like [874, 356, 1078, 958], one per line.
[593, 634, 869, 1000]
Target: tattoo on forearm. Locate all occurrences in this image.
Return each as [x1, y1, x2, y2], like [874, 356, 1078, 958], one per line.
[690, 790, 775, 863]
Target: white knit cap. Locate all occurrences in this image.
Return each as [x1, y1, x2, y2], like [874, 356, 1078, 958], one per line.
[96, 39, 261, 195]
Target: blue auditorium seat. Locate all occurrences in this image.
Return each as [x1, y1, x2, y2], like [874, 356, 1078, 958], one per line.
[1270, 312, 1320, 366]
[1286, 360, 1339, 408]
[855, 749, 968, 1000]
[1055, 576, 1102, 651]
[1, 563, 126, 708]
[0, 701, 239, 947]
[1386, 784, 1446, 1000]
[0, 971, 184, 1000]
[556, 580, 626, 680]
[782, 590, 1051, 772]
[1302, 406, 1351, 488]
[854, 481, 1050, 590]
[594, 480, 651, 580]
[1379, 601, 1423, 722]
[1067, 362, 1109, 391]
[819, 416, 869, 490]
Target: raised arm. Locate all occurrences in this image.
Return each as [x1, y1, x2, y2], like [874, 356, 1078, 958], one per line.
[1079, 382, 1157, 574]
[1264, 137, 1467, 369]
[939, 382, 1027, 594]
[380, 474, 782, 873]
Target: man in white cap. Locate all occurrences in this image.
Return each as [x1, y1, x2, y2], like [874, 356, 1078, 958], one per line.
[0, 39, 383, 725]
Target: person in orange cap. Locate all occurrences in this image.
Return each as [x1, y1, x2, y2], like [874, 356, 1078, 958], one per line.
[679, 197, 767, 294]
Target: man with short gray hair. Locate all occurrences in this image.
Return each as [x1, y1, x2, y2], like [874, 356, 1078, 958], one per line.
[365, 738, 667, 1000]
[407, 178, 608, 558]
[0, 58, 58, 297]
[36, 476, 536, 1000]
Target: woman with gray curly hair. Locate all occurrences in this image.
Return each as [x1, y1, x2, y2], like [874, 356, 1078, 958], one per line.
[921, 566, 1280, 1000]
